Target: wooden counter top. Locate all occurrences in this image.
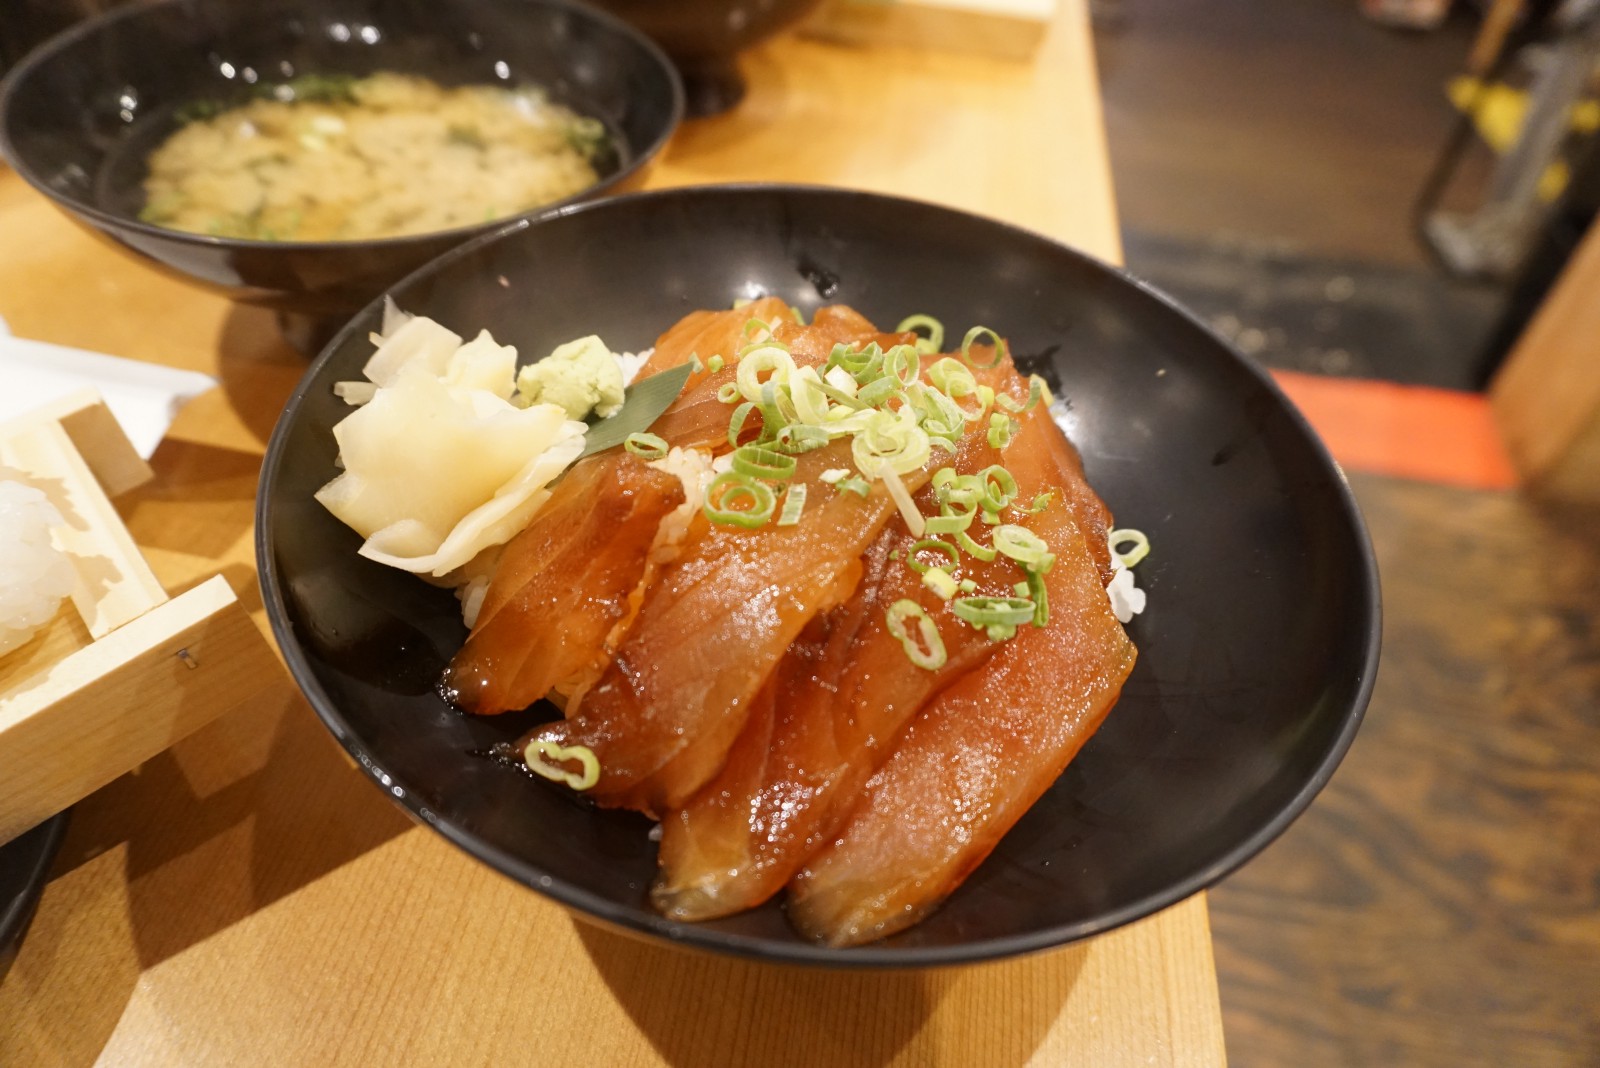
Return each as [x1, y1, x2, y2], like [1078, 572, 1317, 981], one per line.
[0, 3, 1226, 1064]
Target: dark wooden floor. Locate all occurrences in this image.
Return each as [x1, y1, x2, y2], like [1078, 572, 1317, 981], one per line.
[1096, 0, 1476, 267]
[1210, 474, 1600, 1066]
[1094, 4, 1600, 1065]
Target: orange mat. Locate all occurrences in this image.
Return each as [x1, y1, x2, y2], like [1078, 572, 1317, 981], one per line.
[1270, 370, 1518, 491]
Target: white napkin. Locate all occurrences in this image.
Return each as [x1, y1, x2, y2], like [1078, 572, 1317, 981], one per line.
[0, 317, 216, 459]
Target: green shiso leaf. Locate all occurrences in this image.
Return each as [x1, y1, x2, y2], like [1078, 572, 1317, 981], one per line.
[579, 361, 694, 459]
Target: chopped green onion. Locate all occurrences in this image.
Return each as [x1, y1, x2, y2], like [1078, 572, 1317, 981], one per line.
[820, 468, 852, 484]
[832, 342, 886, 384]
[525, 739, 601, 791]
[986, 623, 1017, 641]
[703, 471, 777, 528]
[993, 524, 1055, 573]
[786, 368, 830, 424]
[964, 385, 996, 423]
[884, 344, 921, 387]
[773, 423, 831, 453]
[736, 345, 796, 404]
[727, 401, 760, 447]
[743, 317, 772, 340]
[976, 465, 1018, 512]
[707, 354, 725, 374]
[935, 474, 981, 510]
[924, 512, 974, 535]
[885, 599, 947, 670]
[958, 578, 977, 593]
[851, 410, 931, 477]
[731, 444, 797, 481]
[623, 432, 669, 460]
[896, 313, 945, 353]
[835, 476, 870, 498]
[813, 378, 869, 411]
[1030, 491, 1055, 513]
[955, 528, 998, 561]
[1013, 581, 1030, 596]
[792, 307, 807, 325]
[909, 385, 966, 443]
[717, 381, 741, 404]
[960, 325, 1008, 370]
[824, 365, 860, 395]
[922, 567, 958, 600]
[856, 375, 901, 409]
[927, 357, 976, 400]
[905, 538, 960, 574]
[953, 596, 1035, 628]
[689, 353, 704, 374]
[757, 379, 794, 437]
[738, 336, 791, 358]
[1109, 528, 1151, 568]
[988, 412, 1017, 448]
[1025, 567, 1049, 627]
[777, 483, 808, 526]
[997, 374, 1051, 413]
[1031, 375, 1054, 408]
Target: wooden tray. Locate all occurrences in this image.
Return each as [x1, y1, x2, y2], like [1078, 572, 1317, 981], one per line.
[0, 390, 282, 846]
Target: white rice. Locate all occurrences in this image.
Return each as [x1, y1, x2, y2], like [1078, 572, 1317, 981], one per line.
[615, 348, 653, 386]
[1105, 530, 1149, 624]
[0, 481, 75, 657]
[1105, 555, 1147, 624]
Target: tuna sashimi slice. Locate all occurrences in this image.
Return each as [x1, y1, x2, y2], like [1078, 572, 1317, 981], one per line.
[441, 454, 685, 715]
[645, 304, 915, 455]
[786, 407, 1137, 947]
[445, 303, 923, 718]
[652, 431, 1017, 921]
[652, 352, 1119, 921]
[634, 297, 793, 380]
[536, 440, 926, 817]
[649, 599, 856, 917]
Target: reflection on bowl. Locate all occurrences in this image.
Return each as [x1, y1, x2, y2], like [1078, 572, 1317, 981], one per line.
[587, 0, 823, 116]
[0, 0, 683, 352]
[257, 184, 1379, 967]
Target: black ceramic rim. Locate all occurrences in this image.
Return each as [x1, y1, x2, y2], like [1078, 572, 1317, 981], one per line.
[0, 0, 685, 253]
[0, 810, 70, 977]
[257, 183, 1382, 968]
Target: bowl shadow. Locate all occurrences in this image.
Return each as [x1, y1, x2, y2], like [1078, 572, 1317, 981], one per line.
[575, 917, 1085, 1066]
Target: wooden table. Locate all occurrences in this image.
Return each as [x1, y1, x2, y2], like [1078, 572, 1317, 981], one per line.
[0, 4, 1227, 1064]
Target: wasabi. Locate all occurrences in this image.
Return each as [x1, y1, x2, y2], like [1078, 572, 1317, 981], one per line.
[516, 336, 626, 421]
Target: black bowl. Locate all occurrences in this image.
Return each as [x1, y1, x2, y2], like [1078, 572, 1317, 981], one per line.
[0, 811, 69, 982]
[257, 185, 1381, 967]
[587, 0, 823, 116]
[0, 0, 683, 352]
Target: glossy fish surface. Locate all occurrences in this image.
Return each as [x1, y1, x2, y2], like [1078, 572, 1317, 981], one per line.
[786, 402, 1137, 947]
[442, 454, 685, 715]
[536, 440, 925, 817]
[652, 429, 1019, 920]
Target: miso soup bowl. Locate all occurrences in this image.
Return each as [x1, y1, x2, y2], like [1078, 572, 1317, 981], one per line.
[0, 0, 683, 351]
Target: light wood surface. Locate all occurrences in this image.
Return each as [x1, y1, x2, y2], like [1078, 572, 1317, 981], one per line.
[0, 4, 1226, 1064]
[1490, 216, 1600, 504]
[805, 0, 1058, 62]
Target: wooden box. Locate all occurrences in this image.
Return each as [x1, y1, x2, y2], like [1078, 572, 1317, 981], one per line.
[0, 391, 282, 846]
